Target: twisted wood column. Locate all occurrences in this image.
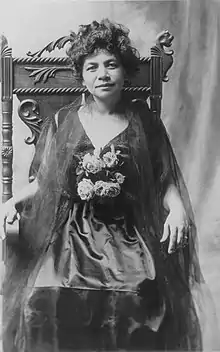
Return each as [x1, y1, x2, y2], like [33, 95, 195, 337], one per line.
[1, 36, 13, 204]
[1, 36, 13, 268]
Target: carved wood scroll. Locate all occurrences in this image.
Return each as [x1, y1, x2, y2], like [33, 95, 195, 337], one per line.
[18, 99, 43, 145]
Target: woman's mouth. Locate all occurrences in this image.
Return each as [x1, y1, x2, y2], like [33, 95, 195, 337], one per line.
[96, 83, 115, 88]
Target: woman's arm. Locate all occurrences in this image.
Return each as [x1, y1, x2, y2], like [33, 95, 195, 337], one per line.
[138, 101, 191, 253]
[163, 183, 185, 213]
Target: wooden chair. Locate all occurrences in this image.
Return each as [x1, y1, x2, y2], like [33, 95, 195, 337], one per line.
[0, 30, 174, 249]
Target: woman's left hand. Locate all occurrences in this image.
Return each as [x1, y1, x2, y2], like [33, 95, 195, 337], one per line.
[160, 205, 190, 254]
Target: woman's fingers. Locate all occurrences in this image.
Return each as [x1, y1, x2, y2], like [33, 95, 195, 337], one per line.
[177, 225, 184, 246]
[160, 221, 170, 242]
[5, 202, 18, 225]
[6, 210, 17, 224]
[182, 225, 190, 247]
[178, 221, 190, 248]
[0, 202, 19, 240]
[168, 226, 178, 254]
[161, 215, 191, 254]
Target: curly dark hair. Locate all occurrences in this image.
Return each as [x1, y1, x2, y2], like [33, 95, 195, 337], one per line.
[66, 18, 140, 81]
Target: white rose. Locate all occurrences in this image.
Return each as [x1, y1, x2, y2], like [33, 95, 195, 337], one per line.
[77, 178, 94, 201]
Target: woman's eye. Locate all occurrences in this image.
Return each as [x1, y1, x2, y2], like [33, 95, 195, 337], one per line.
[86, 66, 96, 71]
[108, 62, 118, 69]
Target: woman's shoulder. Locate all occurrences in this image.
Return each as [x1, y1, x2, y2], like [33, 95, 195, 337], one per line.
[128, 98, 152, 120]
[129, 98, 169, 140]
[129, 99, 154, 126]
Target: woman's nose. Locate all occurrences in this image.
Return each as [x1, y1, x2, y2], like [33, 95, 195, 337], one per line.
[97, 66, 110, 80]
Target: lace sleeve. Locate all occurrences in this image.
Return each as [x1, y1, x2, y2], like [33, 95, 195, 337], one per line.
[138, 101, 174, 198]
[28, 116, 57, 183]
[28, 103, 75, 184]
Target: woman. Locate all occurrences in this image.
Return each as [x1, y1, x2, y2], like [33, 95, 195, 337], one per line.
[1, 19, 205, 351]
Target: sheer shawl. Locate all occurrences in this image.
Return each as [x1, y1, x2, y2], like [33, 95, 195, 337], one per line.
[3, 95, 217, 350]
[136, 100, 219, 349]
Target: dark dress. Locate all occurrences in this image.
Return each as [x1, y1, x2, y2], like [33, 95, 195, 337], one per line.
[4, 99, 203, 352]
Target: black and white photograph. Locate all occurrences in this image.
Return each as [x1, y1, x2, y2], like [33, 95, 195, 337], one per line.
[0, 0, 220, 351]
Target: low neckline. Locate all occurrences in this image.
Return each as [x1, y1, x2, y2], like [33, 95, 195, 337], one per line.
[77, 109, 131, 151]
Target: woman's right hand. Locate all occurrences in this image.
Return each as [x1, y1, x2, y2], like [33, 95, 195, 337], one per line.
[0, 199, 20, 240]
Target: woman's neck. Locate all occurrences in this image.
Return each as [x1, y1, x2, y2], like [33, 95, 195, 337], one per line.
[92, 93, 122, 115]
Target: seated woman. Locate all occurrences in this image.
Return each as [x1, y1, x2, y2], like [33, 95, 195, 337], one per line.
[1, 18, 205, 351]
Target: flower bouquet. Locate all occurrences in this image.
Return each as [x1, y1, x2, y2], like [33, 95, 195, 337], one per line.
[76, 145, 126, 201]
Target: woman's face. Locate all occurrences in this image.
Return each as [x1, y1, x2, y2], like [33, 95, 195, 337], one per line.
[82, 50, 125, 101]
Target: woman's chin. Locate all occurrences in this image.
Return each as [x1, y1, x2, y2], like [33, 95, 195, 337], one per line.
[93, 90, 121, 101]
